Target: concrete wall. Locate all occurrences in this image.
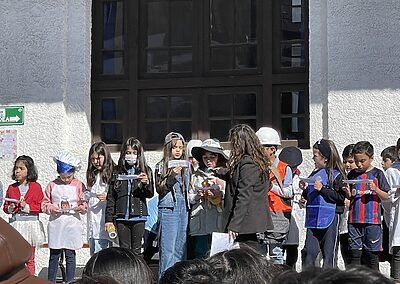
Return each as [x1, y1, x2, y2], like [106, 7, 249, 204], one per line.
[0, 0, 92, 277]
[0, 0, 399, 278]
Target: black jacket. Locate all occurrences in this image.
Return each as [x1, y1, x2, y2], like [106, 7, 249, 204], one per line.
[105, 166, 154, 223]
[218, 155, 273, 234]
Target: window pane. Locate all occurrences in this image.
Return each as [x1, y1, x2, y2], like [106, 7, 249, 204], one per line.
[281, 0, 304, 40]
[280, 43, 305, 67]
[233, 119, 256, 131]
[147, 50, 168, 72]
[209, 94, 231, 117]
[281, 117, 305, 140]
[101, 123, 123, 144]
[102, 51, 124, 75]
[210, 120, 231, 141]
[147, 1, 168, 48]
[281, 91, 305, 115]
[210, 47, 233, 70]
[171, 50, 192, 72]
[170, 121, 192, 141]
[146, 96, 168, 119]
[170, 96, 192, 118]
[103, 1, 124, 49]
[234, 93, 256, 116]
[210, 0, 234, 44]
[235, 0, 257, 43]
[101, 98, 124, 120]
[146, 121, 167, 144]
[235, 45, 257, 69]
[171, 1, 193, 46]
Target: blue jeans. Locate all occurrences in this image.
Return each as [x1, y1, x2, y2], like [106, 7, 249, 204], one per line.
[158, 191, 188, 277]
[48, 249, 76, 283]
[89, 238, 112, 256]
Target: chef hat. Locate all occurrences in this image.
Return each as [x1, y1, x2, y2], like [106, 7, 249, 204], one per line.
[53, 150, 81, 174]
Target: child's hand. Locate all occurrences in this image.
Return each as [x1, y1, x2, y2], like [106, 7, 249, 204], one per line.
[299, 196, 307, 205]
[369, 180, 377, 191]
[50, 206, 61, 214]
[342, 184, 351, 198]
[138, 172, 149, 185]
[172, 166, 182, 174]
[299, 180, 306, 190]
[74, 204, 86, 214]
[19, 199, 27, 209]
[96, 192, 107, 202]
[314, 180, 323, 191]
[8, 203, 16, 213]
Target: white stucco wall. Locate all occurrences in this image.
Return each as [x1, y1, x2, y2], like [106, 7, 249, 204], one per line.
[0, 0, 92, 278]
[0, 0, 399, 279]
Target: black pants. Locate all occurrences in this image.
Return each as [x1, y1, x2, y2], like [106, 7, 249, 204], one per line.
[391, 247, 400, 280]
[302, 214, 339, 268]
[143, 229, 159, 263]
[283, 245, 299, 268]
[116, 220, 145, 254]
[339, 233, 350, 267]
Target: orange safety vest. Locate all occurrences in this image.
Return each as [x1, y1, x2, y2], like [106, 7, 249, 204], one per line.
[268, 160, 292, 213]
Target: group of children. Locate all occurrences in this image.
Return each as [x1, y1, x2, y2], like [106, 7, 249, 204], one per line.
[2, 128, 400, 281]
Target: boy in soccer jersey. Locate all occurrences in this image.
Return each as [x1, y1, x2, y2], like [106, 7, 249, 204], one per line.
[346, 141, 390, 271]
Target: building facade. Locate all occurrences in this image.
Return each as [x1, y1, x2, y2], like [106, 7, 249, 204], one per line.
[0, 0, 399, 276]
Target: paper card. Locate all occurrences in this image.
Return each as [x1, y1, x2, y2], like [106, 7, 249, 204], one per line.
[117, 174, 139, 181]
[59, 207, 78, 214]
[167, 160, 189, 169]
[4, 198, 20, 203]
[343, 179, 371, 184]
[210, 232, 240, 257]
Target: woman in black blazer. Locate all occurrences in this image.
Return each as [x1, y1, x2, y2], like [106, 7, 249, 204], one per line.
[218, 124, 273, 251]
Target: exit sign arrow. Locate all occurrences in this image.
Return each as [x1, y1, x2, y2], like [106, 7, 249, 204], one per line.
[0, 106, 25, 126]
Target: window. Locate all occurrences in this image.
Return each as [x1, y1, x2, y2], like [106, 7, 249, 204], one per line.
[92, 0, 309, 149]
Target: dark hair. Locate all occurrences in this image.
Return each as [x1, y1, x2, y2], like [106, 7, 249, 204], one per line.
[353, 141, 374, 158]
[86, 142, 115, 187]
[157, 132, 187, 189]
[271, 266, 394, 284]
[396, 137, 400, 160]
[12, 155, 38, 182]
[227, 124, 270, 178]
[72, 275, 121, 284]
[206, 247, 289, 284]
[159, 259, 219, 284]
[313, 139, 346, 184]
[381, 145, 396, 162]
[82, 247, 153, 284]
[118, 137, 151, 177]
[342, 144, 355, 159]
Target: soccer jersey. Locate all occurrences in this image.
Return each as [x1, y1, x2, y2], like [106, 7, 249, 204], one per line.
[348, 167, 390, 224]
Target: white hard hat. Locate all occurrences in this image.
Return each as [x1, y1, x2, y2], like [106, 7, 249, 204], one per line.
[255, 127, 281, 146]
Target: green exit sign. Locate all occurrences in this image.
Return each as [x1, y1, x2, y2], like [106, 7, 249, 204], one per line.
[0, 106, 25, 126]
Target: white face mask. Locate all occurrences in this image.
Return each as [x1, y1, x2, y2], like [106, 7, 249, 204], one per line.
[125, 154, 137, 166]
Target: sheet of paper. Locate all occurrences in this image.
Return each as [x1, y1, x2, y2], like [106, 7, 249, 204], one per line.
[210, 232, 239, 257]
[167, 160, 189, 169]
[343, 179, 371, 184]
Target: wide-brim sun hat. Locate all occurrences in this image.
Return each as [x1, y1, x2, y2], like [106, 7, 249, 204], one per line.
[278, 146, 303, 168]
[191, 138, 228, 163]
[186, 139, 202, 158]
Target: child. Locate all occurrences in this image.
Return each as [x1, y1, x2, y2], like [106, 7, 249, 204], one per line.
[186, 139, 202, 173]
[381, 146, 396, 171]
[42, 151, 87, 283]
[85, 142, 115, 255]
[279, 146, 304, 269]
[189, 138, 227, 259]
[301, 139, 346, 268]
[105, 137, 154, 254]
[255, 127, 294, 264]
[386, 138, 400, 279]
[346, 141, 390, 271]
[3, 155, 45, 275]
[155, 132, 190, 276]
[338, 144, 356, 267]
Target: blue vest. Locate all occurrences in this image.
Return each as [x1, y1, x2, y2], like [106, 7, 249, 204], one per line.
[305, 168, 339, 229]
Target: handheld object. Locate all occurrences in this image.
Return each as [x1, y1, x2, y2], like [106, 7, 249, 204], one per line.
[167, 160, 189, 169]
[107, 224, 117, 239]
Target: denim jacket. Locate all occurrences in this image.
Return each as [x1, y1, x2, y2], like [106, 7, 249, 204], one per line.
[155, 161, 190, 209]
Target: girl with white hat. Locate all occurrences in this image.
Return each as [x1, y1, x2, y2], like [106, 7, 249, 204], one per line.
[42, 150, 87, 283]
